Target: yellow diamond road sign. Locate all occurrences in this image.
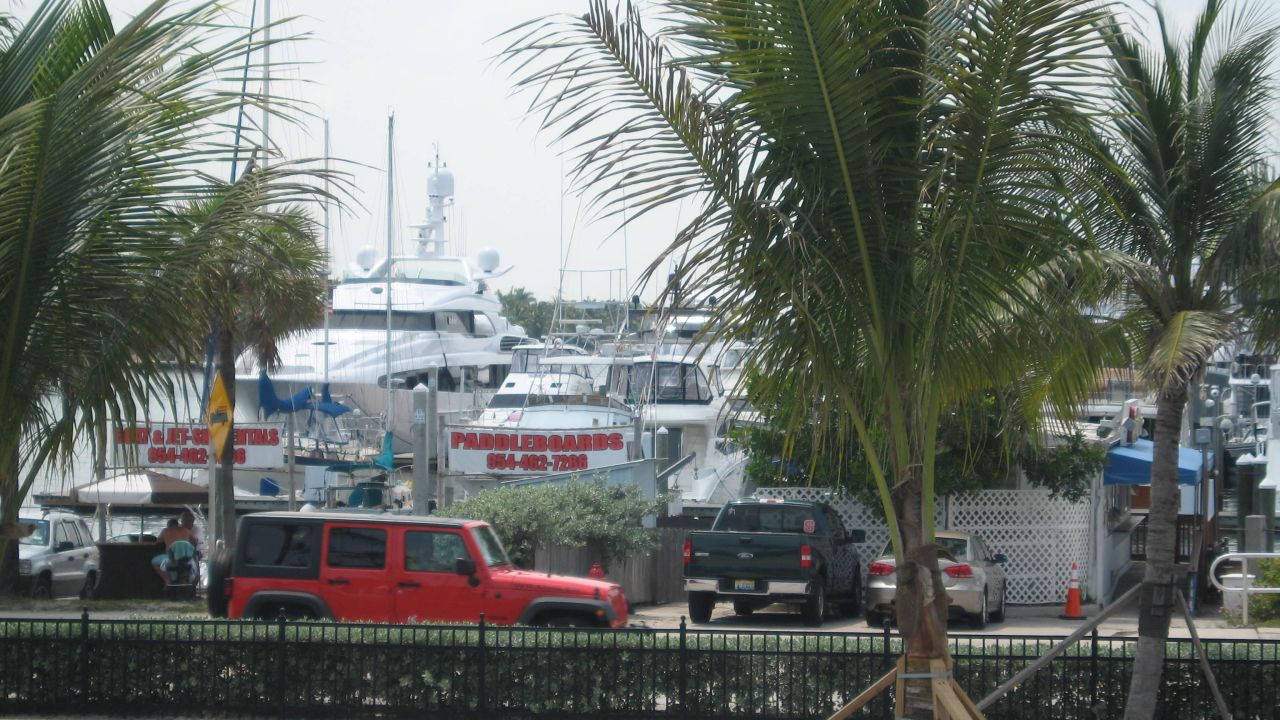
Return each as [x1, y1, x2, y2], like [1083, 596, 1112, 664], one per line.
[207, 372, 232, 458]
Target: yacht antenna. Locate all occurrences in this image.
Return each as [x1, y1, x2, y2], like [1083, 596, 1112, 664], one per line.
[385, 113, 396, 438]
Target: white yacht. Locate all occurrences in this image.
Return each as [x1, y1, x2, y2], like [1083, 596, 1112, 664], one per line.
[235, 162, 528, 453]
[443, 342, 637, 479]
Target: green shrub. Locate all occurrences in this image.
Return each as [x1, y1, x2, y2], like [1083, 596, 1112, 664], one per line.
[1247, 558, 1280, 621]
[440, 479, 659, 569]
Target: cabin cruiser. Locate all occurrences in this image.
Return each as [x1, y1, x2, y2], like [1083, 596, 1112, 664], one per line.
[442, 342, 637, 487]
[234, 162, 528, 455]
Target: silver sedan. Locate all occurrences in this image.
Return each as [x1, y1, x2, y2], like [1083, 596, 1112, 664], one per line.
[863, 530, 1008, 628]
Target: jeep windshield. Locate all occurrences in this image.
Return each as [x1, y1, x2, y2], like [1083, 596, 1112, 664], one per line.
[471, 525, 511, 567]
[18, 519, 48, 546]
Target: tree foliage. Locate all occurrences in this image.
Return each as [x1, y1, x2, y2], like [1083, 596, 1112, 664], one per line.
[1085, 2, 1280, 715]
[501, 0, 1128, 676]
[1021, 432, 1108, 503]
[441, 480, 658, 570]
[497, 287, 554, 339]
[0, 0, 336, 587]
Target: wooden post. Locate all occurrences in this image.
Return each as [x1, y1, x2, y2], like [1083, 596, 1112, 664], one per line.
[1176, 592, 1233, 720]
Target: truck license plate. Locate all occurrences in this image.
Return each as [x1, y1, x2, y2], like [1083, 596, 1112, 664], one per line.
[734, 579, 756, 591]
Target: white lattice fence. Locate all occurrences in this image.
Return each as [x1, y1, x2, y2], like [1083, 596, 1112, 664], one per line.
[754, 487, 1091, 605]
[948, 489, 1091, 604]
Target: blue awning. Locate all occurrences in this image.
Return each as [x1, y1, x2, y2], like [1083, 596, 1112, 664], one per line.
[1104, 439, 1206, 486]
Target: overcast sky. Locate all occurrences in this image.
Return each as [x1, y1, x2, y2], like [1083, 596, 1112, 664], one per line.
[71, 2, 1273, 300]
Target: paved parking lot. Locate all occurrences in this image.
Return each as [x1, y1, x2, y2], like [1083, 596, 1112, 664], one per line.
[629, 600, 1280, 640]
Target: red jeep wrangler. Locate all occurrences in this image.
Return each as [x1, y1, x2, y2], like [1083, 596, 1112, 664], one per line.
[207, 512, 628, 627]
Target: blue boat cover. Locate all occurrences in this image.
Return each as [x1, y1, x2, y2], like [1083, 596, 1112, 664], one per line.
[1104, 439, 1205, 486]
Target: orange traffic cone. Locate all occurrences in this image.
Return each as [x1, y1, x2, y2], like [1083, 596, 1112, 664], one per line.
[588, 563, 605, 579]
[1060, 562, 1086, 620]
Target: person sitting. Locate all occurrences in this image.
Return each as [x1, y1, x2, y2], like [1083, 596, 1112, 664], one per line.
[165, 539, 199, 591]
[179, 511, 204, 559]
[151, 518, 193, 588]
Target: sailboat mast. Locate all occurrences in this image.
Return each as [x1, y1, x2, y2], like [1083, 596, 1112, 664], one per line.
[322, 118, 331, 385]
[262, 0, 270, 161]
[385, 113, 396, 438]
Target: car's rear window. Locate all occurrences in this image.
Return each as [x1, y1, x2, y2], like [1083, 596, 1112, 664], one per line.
[715, 505, 814, 533]
[244, 523, 315, 568]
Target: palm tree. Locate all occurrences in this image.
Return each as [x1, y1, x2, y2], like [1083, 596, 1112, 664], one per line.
[1092, 3, 1280, 717]
[178, 164, 330, 548]
[502, 0, 1122, 713]
[0, 0, 331, 590]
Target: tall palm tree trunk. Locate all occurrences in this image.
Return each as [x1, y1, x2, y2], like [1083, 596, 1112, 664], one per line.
[0, 448, 19, 594]
[893, 469, 951, 718]
[216, 327, 238, 549]
[1124, 384, 1189, 719]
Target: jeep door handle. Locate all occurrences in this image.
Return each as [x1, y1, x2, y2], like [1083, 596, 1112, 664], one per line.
[398, 581, 421, 589]
[327, 578, 350, 586]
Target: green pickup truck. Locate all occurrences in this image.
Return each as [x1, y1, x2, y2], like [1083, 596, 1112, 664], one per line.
[682, 498, 865, 627]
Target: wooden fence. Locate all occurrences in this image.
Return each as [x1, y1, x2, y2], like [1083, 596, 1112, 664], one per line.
[534, 527, 689, 605]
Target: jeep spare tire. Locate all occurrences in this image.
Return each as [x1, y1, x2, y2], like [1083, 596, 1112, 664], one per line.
[206, 546, 231, 618]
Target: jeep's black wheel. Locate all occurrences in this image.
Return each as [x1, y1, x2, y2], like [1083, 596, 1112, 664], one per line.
[31, 575, 52, 600]
[688, 591, 715, 624]
[865, 610, 887, 628]
[206, 547, 231, 618]
[255, 604, 316, 621]
[801, 584, 825, 627]
[732, 600, 755, 616]
[79, 571, 97, 600]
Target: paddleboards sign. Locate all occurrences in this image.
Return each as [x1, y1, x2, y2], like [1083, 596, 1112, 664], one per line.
[112, 422, 285, 469]
[445, 427, 629, 476]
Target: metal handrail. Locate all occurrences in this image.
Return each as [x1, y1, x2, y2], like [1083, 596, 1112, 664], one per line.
[1208, 552, 1280, 625]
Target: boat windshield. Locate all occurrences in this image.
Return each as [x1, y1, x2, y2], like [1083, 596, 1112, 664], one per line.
[510, 348, 589, 377]
[328, 310, 436, 332]
[18, 519, 48, 546]
[389, 258, 470, 285]
[471, 525, 511, 567]
[632, 361, 712, 402]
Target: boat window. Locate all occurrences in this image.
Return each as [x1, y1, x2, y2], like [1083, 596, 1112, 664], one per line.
[471, 525, 511, 567]
[244, 523, 315, 568]
[327, 527, 387, 569]
[19, 519, 48, 546]
[487, 393, 528, 409]
[404, 531, 472, 573]
[328, 310, 435, 332]
[438, 311, 471, 333]
[473, 313, 495, 337]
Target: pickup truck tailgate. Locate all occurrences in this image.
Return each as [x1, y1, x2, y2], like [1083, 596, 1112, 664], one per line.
[685, 531, 808, 582]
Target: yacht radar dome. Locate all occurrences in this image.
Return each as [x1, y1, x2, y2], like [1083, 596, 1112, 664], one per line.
[427, 164, 455, 199]
[355, 245, 378, 272]
[476, 248, 500, 274]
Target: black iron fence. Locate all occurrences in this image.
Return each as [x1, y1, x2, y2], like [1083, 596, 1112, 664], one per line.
[1, 613, 1277, 719]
